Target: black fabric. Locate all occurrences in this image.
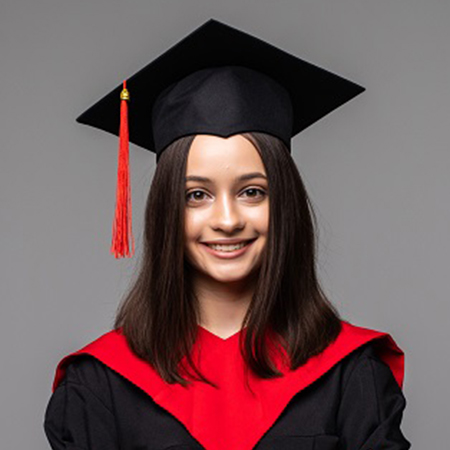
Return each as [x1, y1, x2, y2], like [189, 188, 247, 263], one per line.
[76, 18, 365, 158]
[151, 66, 294, 158]
[43, 341, 411, 450]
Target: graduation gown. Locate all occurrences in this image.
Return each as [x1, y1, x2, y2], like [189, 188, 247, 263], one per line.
[43, 320, 411, 450]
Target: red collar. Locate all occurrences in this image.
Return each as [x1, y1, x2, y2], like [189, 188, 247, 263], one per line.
[52, 320, 404, 450]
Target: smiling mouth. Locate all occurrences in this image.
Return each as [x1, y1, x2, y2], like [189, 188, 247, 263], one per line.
[202, 239, 256, 252]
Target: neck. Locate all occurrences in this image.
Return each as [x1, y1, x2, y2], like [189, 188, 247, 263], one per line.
[192, 271, 257, 337]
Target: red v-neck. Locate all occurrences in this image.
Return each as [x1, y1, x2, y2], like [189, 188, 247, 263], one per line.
[196, 324, 245, 344]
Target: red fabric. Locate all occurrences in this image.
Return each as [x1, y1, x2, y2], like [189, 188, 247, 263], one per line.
[111, 80, 134, 258]
[52, 320, 405, 450]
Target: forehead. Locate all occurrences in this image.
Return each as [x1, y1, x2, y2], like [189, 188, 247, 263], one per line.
[186, 134, 266, 176]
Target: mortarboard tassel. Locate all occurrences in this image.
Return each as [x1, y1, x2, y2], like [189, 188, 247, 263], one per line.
[110, 80, 135, 258]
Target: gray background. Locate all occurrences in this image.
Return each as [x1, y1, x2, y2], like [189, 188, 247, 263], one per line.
[1, 0, 447, 448]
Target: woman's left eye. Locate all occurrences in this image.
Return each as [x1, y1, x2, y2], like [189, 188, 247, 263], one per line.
[241, 188, 266, 199]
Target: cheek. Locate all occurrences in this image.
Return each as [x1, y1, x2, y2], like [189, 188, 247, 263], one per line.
[262, 207, 269, 232]
[247, 205, 269, 233]
[183, 214, 199, 266]
[184, 210, 206, 241]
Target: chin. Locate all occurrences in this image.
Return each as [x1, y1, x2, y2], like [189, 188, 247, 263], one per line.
[209, 272, 249, 284]
[203, 264, 260, 284]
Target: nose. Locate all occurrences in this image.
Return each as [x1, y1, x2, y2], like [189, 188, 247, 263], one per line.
[210, 192, 244, 233]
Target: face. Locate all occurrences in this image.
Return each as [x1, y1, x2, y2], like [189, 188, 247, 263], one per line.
[184, 134, 269, 284]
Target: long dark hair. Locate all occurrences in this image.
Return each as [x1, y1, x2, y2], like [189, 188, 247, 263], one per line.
[114, 131, 343, 388]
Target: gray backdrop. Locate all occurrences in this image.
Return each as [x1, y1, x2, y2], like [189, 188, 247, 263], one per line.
[1, 0, 447, 448]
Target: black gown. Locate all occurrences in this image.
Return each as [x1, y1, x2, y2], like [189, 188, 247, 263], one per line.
[43, 322, 411, 450]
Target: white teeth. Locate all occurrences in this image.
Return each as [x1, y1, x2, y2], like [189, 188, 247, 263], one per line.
[207, 241, 250, 252]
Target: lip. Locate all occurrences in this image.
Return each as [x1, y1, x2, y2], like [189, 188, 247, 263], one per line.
[201, 238, 256, 245]
[201, 238, 256, 259]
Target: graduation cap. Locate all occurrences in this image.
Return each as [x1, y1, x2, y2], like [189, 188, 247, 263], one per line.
[76, 18, 365, 259]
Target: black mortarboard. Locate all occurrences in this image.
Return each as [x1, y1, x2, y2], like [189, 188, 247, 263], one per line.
[76, 18, 365, 258]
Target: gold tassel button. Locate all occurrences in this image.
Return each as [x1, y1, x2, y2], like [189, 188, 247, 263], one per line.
[120, 88, 130, 101]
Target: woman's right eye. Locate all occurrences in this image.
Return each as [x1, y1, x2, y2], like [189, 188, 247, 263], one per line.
[186, 190, 207, 202]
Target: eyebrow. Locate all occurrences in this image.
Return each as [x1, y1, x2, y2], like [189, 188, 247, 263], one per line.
[185, 172, 267, 183]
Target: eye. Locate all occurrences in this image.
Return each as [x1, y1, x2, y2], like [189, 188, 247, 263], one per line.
[241, 188, 267, 200]
[185, 190, 208, 203]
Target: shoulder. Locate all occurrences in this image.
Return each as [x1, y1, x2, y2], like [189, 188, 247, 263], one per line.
[58, 354, 115, 410]
[335, 341, 377, 385]
[64, 354, 109, 382]
[337, 320, 406, 389]
[340, 339, 404, 405]
[345, 339, 384, 368]
[44, 355, 120, 447]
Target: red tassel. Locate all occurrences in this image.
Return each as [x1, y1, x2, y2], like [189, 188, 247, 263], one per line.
[110, 80, 135, 258]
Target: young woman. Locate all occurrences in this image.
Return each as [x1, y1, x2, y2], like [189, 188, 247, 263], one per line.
[44, 19, 411, 450]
